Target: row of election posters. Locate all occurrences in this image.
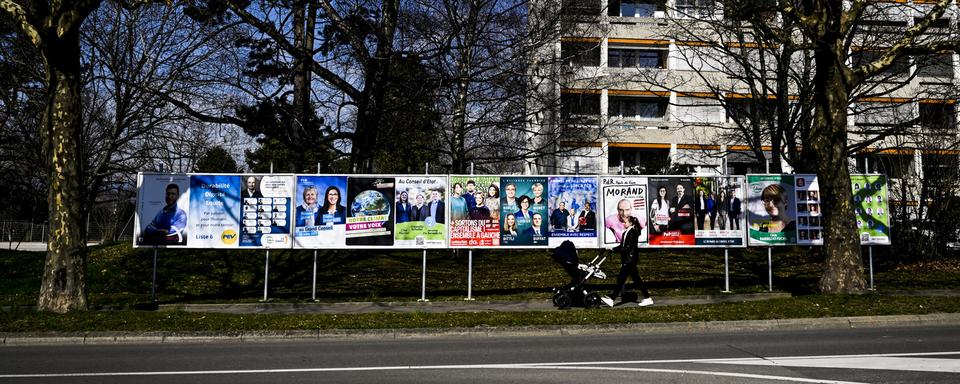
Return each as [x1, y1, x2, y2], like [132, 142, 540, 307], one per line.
[746, 174, 891, 246]
[135, 173, 890, 249]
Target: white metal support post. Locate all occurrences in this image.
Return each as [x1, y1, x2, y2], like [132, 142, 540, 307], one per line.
[312, 162, 321, 301]
[419, 162, 430, 302]
[465, 162, 476, 301]
[261, 162, 274, 302]
[722, 150, 731, 293]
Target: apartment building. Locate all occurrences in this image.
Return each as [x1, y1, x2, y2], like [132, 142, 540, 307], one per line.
[538, 0, 960, 206]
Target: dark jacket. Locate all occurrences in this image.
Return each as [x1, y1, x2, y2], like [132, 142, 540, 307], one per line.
[612, 225, 640, 264]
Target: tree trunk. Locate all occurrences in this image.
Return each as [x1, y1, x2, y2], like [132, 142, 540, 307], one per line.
[810, 31, 865, 294]
[37, 29, 88, 312]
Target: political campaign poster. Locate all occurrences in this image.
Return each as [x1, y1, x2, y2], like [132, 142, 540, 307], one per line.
[135, 174, 191, 247]
[237, 175, 294, 248]
[793, 174, 823, 245]
[647, 177, 696, 246]
[747, 174, 798, 246]
[346, 176, 395, 246]
[852, 174, 891, 245]
[600, 176, 649, 248]
[500, 176, 549, 246]
[187, 174, 242, 248]
[548, 176, 599, 248]
[449, 176, 500, 247]
[692, 176, 746, 246]
[394, 176, 447, 248]
[292, 175, 347, 248]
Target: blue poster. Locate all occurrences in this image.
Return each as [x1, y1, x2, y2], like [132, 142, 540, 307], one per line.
[548, 176, 598, 248]
[293, 175, 348, 248]
[188, 174, 242, 248]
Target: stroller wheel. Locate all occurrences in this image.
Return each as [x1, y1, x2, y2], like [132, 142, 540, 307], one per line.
[553, 292, 573, 309]
[584, 292, 602, 309]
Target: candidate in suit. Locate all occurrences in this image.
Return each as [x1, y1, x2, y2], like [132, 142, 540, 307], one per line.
[522, 213, 546, 236]
[426, 190, 445, 224]
[669, 183, 694, 233]
[241, 176, 263, 199]
[410, 193, 427, 222]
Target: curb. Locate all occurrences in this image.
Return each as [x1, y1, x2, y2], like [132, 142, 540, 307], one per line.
[3, 313, 959, 346]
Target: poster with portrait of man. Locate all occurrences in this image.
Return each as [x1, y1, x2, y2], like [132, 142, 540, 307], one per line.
[693, 176, 746, 246]
[794, 174, 823, 246]
[292, 175, 347, 249]
[747, 174, 798, 246]
[394, 176, 447, 248]
[135, 173, 191, 247]
[237, 175, 293, 248]
[647, 177, 695, 246]
[600, 176, 649, 249]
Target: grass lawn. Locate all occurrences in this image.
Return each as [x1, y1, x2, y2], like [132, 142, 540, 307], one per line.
[1, 242, 956, 308]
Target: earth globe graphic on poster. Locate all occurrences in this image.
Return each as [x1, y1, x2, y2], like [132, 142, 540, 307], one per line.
[351, 190, 391, 217]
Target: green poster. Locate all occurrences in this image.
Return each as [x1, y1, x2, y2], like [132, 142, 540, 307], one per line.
[851, 174, 891, 245]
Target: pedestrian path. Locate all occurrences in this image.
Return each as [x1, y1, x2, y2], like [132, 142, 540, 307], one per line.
[159, 292, 792, 314]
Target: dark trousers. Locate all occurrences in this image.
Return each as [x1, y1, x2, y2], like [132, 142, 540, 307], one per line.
[696, 213, 706, 230]
[729, 213, 740, 230]
[610, 258, 650, 300]
[561, 262, 585, 291]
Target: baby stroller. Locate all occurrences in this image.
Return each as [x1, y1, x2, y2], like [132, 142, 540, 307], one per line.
[551, 240, 608, 309]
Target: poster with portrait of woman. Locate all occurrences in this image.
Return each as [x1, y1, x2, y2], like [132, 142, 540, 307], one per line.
[500, 176, 548, 246]
[449, 176, 500, 247]
[345, 176, 395, 246]
[292, 175, 347, 248]
[394, 176, 446, 248]
[693, 176, 746, 246]
[747, 174, 798, 246]
[599, 177, 648, 249]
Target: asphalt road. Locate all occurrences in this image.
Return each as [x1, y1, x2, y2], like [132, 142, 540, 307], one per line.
[1, 325, 958, 383]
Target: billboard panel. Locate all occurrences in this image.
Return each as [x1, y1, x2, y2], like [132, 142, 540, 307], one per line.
[394, 176, 447, 248]
[345, 176, 395, 246]
[747, 174, 798, 246]
[852, 174, 891, 245]
[449, 176, 501, 247]
[500, 176, 549, 246]
[292, 175, 347, 248]
[547, 176, 599, 248]
[600, 176, 649, 248]
[135, 174, 191, 247]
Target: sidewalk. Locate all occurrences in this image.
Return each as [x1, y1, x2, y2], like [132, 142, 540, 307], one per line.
[158, 292, 793, 315]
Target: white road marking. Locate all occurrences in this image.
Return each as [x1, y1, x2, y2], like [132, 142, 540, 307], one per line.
[2, 351, 957, 381]
[699, 356, 960, 373]
[0, 365, 867, 383]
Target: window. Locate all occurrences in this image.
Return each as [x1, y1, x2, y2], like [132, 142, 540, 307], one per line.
[608, 147, 671, 174]
[919, 103, 957, 135]
[916, 53, 954, 79]
[608, 48, 666, 68]
[609, 96, 668, 120]
[855, 154, 911, 179]
[561, 92, 601, 118]
[674, 0, 715, 17]
[561, 42, 601, 67]
[725, 98, 775, 124]
[562, 0, 601, 16]
[608, 0, 664, 17]
[852, 50, 910, 78]
[914, 17, 951, 29]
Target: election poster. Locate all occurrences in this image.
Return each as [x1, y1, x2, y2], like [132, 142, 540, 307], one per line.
[794, 174, 823, 245]
[135, 173, 191, 247]
[747, 174, 797, 246]
[548, 176, 599, 248]
[692, 176, 746, 246]
[345, 176, 395, 246]
[500, 176, 549, 246]
[600, 176, 649, 248]
[852, 174, 891, 245]
[237, 175, 293, 248]
[647, 177, 695, 246]
[292, 175, 347, 248]
[188, 174, 242, 248]
[449, 176, 500, 247]
[394, 176, 447, 248]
